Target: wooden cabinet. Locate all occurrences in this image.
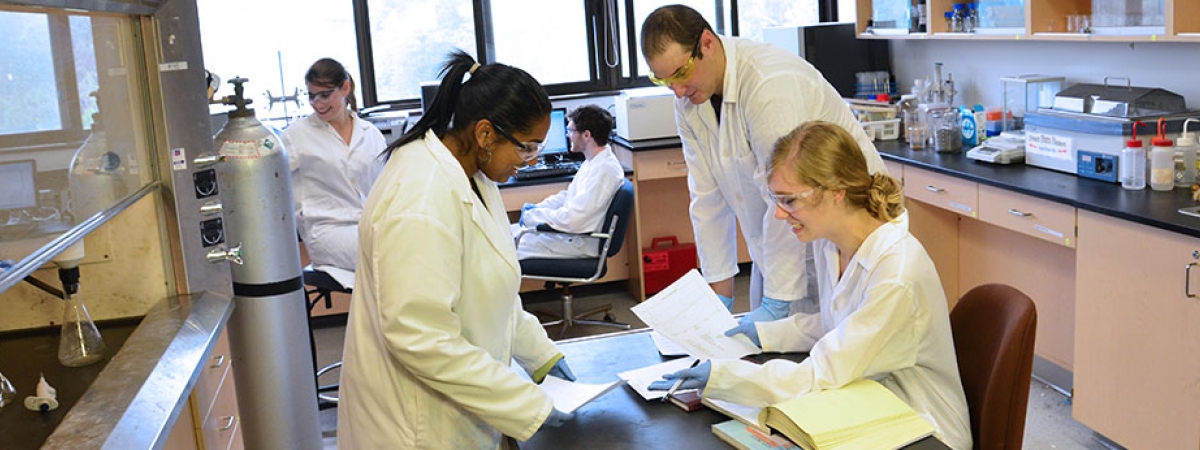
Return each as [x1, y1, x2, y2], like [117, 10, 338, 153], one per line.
[903, 166, 979, 219]
[977, 184, 1076, 248]
[613, 146, 751, 300]
[900, 163, 1076, 372]
[165, 328, 244, 450]
[857, 0, 1195, 41]
[1074, 209, 1200, 449]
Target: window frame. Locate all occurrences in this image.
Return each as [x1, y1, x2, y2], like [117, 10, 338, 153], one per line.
[0, 11, 90, 149]
[352, 0, 832, 109]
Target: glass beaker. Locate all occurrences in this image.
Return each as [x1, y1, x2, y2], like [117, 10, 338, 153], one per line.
[0, 370, 14, 409]
[930, 107, 963, 153]
[59, 294, 106, 367]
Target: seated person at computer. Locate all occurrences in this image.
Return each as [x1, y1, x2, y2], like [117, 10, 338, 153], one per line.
[514, 105, 625, 260]
[281, 58, 386, 289]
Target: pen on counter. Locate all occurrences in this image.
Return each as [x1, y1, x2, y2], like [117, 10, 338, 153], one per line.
[661, 359, 701, 402]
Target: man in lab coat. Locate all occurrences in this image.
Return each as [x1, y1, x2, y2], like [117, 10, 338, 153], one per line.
[514, 105, 626, 259]
[639, 5, 885, 322]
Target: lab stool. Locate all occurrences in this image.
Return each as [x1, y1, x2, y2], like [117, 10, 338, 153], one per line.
[302, 264, 348, 410]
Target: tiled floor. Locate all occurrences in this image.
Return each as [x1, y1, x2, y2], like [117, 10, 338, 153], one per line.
[311, 275, 1122, 449]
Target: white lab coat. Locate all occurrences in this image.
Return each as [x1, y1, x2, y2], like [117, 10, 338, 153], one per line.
[282, 113, 386, 288]
[676, 35, 885, 301]
[338, 130, 561, 449]
[704, 217, 973, 450]
[514, 147, 625, 259]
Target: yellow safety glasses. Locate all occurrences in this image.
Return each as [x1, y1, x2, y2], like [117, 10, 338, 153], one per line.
[648, 32, 704, 87]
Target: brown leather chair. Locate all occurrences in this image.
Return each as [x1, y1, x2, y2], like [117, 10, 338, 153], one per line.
[950, 283, 1038, 450]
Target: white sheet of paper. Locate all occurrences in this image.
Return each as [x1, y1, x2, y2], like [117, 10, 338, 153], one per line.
[616, 356, 698, 400]
[649, 331, 689, 356]
[539, 376, 623, 413]
[630, 269, 761, 360]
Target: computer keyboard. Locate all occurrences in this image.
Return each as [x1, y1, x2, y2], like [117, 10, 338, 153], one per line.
[513, 162, 581, 181]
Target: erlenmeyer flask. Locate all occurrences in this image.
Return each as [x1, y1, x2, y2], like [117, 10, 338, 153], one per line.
[0, 370, 14, 408]
[58, 294, 106, 367]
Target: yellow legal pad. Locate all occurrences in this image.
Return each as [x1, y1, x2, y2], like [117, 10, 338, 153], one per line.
[757, 378, 934, 450]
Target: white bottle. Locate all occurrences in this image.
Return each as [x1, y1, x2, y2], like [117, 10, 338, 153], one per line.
[1120, 137, 1146, 190]
[1177, 118, 1199, 188]
[1150, 135, 1175, 191]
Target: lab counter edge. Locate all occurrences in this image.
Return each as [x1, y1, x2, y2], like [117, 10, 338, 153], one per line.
[876, 141, 1200, 239]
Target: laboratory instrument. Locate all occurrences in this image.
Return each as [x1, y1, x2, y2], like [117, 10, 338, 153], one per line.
[1000, 75, 1064, 131]
[1120, 123, 1147, 190]
[967, 132, 1026, 164]
[0, 370, 13, 409]
[1024, 80, 1193, 179]
[1149, 118, 1175, 191]
[1174, 118, 1198, 187]
[55, 242, 106, 368]
[23, 373, 59, 412]
[212, 77, 324, 449]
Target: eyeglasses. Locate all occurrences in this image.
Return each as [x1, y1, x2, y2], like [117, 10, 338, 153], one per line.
[648, 31, 704, 87]
[490, 121, 545, 162]
[769, 188, 818, 213]
[307, 88, 337, 102]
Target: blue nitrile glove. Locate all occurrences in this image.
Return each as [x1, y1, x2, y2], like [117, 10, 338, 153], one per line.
[724, 322, 762, 348]
[716, 293, 735, 312]
[548, 358, 576, 381]
[738, 296, 791, 325]
[538, 408, 575, 431]
[648, 360, 712, 392]
[519, 202, 538, 226]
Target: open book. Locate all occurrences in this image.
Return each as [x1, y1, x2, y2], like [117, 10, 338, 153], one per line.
[757, 378, 934, 450]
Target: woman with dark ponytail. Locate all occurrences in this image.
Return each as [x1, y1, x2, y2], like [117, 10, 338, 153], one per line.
[665, 122, 973, 449]
[281, 58, 385, 289]
[339, 50, 575, 449]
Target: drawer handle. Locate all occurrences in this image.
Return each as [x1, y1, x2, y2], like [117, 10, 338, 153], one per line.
[1188, 262, 1198, 299]
[1008, 209, 1032, 217]
[218, 415, 237, 431]
[210, 354, 227, 369]
[666, 160, 687, 166]
[924, 185, 945, 193]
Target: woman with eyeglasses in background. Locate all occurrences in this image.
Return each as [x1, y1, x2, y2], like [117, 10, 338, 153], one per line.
[337, 50, 576, 449]
[280, 57, 385, 289]
[657, 121, 972, 450]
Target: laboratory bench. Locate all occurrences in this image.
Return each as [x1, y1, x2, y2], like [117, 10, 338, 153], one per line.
[524, 328, 949, 450]
[877, 140, 1200, 450]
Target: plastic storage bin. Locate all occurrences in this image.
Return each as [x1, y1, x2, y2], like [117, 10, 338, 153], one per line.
[863, 118, 902, 141]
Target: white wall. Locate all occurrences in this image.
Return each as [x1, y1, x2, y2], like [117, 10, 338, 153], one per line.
[889, 40, 1200, 111]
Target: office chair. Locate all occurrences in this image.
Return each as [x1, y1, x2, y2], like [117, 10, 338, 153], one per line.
[951, 283, 1038, 450]
[516, 179, 634, 338]
[301, 264, 348, 410]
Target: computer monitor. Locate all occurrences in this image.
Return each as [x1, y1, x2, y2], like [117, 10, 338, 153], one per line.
[0, 159, 37, 210]
[539, 108, 572, 163]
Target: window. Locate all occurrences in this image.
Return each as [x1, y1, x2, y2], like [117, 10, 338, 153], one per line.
[364, 0, 476, 104]
[1, 11, 63, 135]
[199, 0, 827, 112]
[196, 0, 360, 123]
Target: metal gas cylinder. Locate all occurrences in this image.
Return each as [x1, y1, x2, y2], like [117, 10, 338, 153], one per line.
[212, 77, 322, 450]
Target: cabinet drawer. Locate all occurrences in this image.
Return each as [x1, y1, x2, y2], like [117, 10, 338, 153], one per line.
[978, 185, 1076, 248]
[201, 368, 241, 450]
[194, 329, 233, 421]
[634, 148, 689, 181]
[903, 166, 978, 218]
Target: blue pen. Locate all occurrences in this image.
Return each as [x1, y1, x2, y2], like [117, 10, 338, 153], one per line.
[662, 359, 701, 402]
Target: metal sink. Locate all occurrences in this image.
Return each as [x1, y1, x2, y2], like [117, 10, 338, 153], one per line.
[0, 319, 140, 449]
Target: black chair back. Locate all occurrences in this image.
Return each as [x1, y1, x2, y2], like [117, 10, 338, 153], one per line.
[600, 179, 634, 258]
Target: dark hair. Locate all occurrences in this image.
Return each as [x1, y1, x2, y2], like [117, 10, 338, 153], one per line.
[567, 105, 614, 146]
[769, 121, 905, 222]
[387, 50, 551, 159]
[640, 5, 713, 59]
[305, 58, 357, 111]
